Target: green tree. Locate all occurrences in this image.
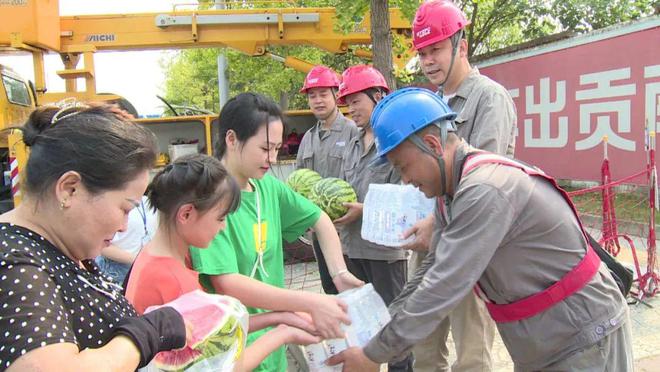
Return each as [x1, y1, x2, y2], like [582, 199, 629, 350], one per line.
[162, 0, 656, 113]
[162, 45, 367, 113]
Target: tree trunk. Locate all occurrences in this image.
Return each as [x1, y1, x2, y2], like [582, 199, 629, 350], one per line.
[279, 91, 289, 111]
[370, 0, 396, 90]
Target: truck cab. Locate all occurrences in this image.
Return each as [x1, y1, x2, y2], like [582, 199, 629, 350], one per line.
[0, 64, 36, 212]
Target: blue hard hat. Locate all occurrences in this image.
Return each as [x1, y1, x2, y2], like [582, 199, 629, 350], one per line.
[371, 87, 457, 158]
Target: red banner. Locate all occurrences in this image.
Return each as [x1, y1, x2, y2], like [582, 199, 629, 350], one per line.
[478, 20, 660, 183]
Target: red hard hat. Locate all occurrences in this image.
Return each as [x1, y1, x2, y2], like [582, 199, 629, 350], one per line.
[300, 65, 341, 93]
[336, 65, 390, 105]
[413, 0, 470, 51]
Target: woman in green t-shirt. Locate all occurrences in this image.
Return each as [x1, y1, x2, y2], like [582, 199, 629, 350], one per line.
[190, 93, 363, 372]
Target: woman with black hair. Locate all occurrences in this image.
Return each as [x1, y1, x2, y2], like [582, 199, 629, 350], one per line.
[190, 92, 363, 372]
[0, 103, 186, 371]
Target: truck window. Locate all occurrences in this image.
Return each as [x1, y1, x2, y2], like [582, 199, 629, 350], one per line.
[2, 74, 31, 106]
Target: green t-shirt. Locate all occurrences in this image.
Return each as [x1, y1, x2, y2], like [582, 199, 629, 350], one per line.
[190, 173, 321, 372]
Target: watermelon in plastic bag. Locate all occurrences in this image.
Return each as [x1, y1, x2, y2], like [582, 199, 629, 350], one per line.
[140, 290, 249, 372]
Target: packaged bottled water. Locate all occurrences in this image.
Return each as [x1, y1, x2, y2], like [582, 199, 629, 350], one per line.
[361, 183, 435, 247]
[302, 284, 391, 371]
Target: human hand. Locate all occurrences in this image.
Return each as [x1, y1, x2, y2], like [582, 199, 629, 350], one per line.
[333, 202, 363, 226]
[326, 347, 379, 372]
[277, 324, 322, 345]
[276, 311, 317, 335]
[306, 294, 351, 339]
[400, 214, 435, 251]
[332, 270, 364, 292]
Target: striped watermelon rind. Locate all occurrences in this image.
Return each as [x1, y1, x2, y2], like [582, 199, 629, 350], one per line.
[310, 177, 357, 220]
[286, 169, 322, 200]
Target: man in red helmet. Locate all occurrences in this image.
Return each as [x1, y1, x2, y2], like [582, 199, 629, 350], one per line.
[401, 1, 518, 371]
[334, 64, 412, 372]
[297, 65, 358, 295]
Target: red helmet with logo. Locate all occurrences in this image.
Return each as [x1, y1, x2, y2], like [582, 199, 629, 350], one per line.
[336, 65, 390, 105]
[413, 0, 470, 51]
[300, 65, 341, 93]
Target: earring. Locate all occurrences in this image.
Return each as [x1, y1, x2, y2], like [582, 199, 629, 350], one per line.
[60, 199, 67, 210]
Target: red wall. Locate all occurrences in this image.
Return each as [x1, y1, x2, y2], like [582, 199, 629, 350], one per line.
[479, 25, 660, 182]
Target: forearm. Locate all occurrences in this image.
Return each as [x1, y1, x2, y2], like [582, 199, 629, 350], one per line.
[388, 249, 436, 315]
[311, 212, 348, 276]
[249, 312, 285, 332]
[100, 244, 135, 264]
[238, 326, 290, 371]
[78, 335, 141, 371]
[211, 273, 314, 313]
[8, 336, 140, 372]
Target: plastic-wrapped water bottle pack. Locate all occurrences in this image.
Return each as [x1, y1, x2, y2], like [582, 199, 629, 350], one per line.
[361, 183, 435, 247]
[302, 284, 391, 371]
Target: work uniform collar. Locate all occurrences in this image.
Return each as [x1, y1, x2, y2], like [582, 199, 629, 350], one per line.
[352, 128, 376, 159]
[453, 67, 482, 101]
[314, 110, 348, 135]
[448, 140, 476, 199]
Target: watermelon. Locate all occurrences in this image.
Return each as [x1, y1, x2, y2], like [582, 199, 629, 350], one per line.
[309, 177, 357, 220]
[286, 169, 322, 199]
[148, 291, 247, 371]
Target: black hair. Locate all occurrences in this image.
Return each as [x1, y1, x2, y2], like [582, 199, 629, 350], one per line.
[18, 104, 157, 198]
[361, 87, 387, 105]
[147, 153, 240, 224]
[215, 92, 284, 159]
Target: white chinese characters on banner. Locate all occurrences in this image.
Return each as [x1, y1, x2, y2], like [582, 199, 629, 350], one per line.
[575, 67, 636, 151]
[645, 64, 660, 133]
[523, 77, 569, 148]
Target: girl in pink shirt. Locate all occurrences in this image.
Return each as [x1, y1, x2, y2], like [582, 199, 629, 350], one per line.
[125, 154, 320, 370]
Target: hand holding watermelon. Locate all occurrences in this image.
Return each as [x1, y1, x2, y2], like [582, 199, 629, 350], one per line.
[310, 178, 358, 220]
[333, 202, 363, 226]
[142, 290, 248, 372]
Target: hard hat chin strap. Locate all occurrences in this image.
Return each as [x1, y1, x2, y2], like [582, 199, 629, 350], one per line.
[437, 30, 463, 98]
[408, 122, 450, 196]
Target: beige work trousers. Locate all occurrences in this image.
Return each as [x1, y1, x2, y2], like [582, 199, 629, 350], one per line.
[408, 251, 496, 372]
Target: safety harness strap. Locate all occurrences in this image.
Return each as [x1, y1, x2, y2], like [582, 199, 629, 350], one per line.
[461, 153, 602, 323]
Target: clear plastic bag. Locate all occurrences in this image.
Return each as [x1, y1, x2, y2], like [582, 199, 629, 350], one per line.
[361, 183, 435, 247]
[140, 290, 249, 372]
[302, 284, 391, 371]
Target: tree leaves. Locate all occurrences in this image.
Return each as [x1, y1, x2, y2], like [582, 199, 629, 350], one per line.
[161, 0, 656, 113]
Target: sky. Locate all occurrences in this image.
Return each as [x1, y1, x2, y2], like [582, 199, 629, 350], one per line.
[0, 0, 191, 116]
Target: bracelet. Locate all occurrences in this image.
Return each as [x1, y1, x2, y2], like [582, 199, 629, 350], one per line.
[332, 269, 349, 279]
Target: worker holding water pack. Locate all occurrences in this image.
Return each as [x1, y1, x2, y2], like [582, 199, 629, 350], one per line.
[329, 88, 633, 372]
[333, 64, 411, 372]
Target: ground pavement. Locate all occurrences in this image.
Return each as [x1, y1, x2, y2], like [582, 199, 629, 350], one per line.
[284, 237, 660, 371]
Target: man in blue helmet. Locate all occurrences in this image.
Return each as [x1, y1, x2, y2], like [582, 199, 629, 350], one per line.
[408, 2, 516, 370]
[328, 88, 632, 371]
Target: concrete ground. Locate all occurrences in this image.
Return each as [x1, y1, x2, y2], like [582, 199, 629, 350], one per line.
[284, 234, 660, 371]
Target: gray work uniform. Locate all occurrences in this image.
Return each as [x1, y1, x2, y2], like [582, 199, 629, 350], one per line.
[339, 129, 405, 262]
[296, 111, 358, 295]
[365, 142, 632, 371]
[409, 65, 517, 372]
[341, 129, 410, 372]
[296, 111, 358, 178]
[448, 67, 517, 157]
